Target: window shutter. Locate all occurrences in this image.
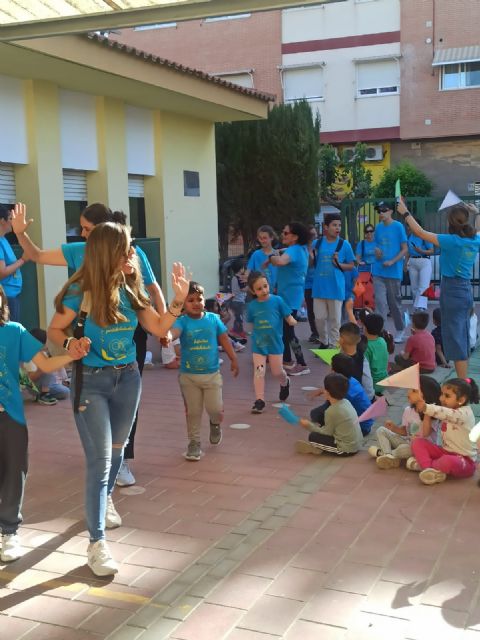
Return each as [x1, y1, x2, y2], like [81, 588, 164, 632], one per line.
[128, 174, 145, 198]
[283, 67, 323, 101]
[0, 163, 16, 204]
[63, 170, 87, 201]
[357, 60, 398, 92]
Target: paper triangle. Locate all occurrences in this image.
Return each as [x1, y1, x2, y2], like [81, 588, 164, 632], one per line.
[357, 396, 388, 422]
[378, 363, 420, 390]
[439, 190, 462, 211]
[310, 348, 340, 366]
[278, 404, 300, 425]
[395, 179, 401, 199]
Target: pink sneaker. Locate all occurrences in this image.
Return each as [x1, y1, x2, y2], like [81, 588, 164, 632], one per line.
[288, 364, 311, 376]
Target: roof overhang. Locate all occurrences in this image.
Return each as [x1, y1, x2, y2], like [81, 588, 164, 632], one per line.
[432, 46, 480, 66]
[0, 35, 270, 122]
[0, 1, 347, 42]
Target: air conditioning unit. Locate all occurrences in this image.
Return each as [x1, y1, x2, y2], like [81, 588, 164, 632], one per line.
[364, 144, 384, 162]
[343, 147, 356, 162]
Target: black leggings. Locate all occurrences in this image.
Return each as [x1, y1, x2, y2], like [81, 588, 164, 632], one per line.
[304, 289, 318, 337]
[282, 310, 306, 365]
[124, 325, 147, 460]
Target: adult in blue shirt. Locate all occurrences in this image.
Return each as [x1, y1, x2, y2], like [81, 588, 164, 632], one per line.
[312, 213, 355, 348]
[0, 206, 25, 322]
[268, 221, 310, 376]
[355, 224, 377, 272]
[12, 202, 166, 488]
[398, 199, 480, 379]
[48, 222, 189, 577]
[405, 222, 434, 312]
[372, 202, 408, 343]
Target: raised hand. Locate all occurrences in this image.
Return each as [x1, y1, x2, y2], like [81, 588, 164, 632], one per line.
[171, 262, 190, 303]
[11, 203, 33, 235]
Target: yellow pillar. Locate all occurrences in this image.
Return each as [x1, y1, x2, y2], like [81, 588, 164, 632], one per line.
[15, 79, 67, 327]
[87, 96, 130, 215]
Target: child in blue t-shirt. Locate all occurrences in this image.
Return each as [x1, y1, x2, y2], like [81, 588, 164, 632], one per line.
[246, 271, 297, 414]
[172, 282, 239, 461]
[0, 286, 83, 563]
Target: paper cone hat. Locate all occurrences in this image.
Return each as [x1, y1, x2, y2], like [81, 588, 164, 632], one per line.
[439, 189, 462, 211]
[357, 396, 388, 422]
[378, 364, 420, 390]
[278, 404, 300, 425]
[310, 348, 340, 366]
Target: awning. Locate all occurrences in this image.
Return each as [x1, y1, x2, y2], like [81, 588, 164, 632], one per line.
[432, 46, 480, 67]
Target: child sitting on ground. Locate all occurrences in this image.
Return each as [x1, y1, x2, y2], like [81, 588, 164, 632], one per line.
[296, 373, 363, 456]
[431, 307, 450, 368]
[409, 378, 479, 485]
[392, 310, 435, 374]
[205, 298, 245, 352]
[309, 353, 373, 435]
[360, 312, 389, 395]
[22, 328, 70, 404]
[338, 322, 374, 401]
[369, 375, 441, 469]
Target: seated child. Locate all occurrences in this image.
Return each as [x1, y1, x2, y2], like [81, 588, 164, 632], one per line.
[410, 378, 479, 485]
[296, 373, 363, 456]
[393, 310, 435, 374]
[343, 266, 359, 324]
[205, 298, 245, 352]
[161, 338, 181, 369]
[431, 307, 450, 368]
[309, 354, 373, 435]
[24, 328, 70, 404]
[369, 375, 441, 469]
[338, 322, 374, 401]
[360, 312, 389, 395]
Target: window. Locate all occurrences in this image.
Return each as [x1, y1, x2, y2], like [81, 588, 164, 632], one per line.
[134, 22, 177, 30]
[184, 171, 200, 197]
[283, 66, 323, 102]
[63, 170, 87, 239]
[440, 61, 480, 90]
[128, 174, 146, 238]
[214, 72, 254, 88]
[356, 59, 399, 97]
[204, 14, 251, 22]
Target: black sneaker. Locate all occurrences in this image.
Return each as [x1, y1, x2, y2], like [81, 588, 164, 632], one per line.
[308, 334, 320, 343]
[209, 423, 222, 445]
[279, 378, 290, 402]
[36, 392, 58, 406]
[251, 399, 266, 414]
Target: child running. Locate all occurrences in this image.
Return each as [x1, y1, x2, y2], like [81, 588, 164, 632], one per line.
[0, 286, 86, 562]
[410, 378, 479, 485]
[369, 375, 441, 469]
[172, 282, 239, 461]
[246, 271, 295, 414]
[296, 373, 363, 456]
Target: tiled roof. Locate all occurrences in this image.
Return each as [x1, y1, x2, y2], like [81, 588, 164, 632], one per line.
[86, 33, 275, 102]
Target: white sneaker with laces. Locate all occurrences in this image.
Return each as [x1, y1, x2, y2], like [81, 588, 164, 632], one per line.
[406, 456, 421, 472]
[394, 330, 405, 344]
[368, 446, 381, 458]
[105, 496, 122, 529]
[87, 540, 118, 576]
[1, 533, 23, 562]
[116, 460, 136, 487]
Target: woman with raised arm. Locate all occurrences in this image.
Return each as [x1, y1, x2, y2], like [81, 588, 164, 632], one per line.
[397, 199, 480, 378]
[47, 222, 189, 577]
[11, 202, 165, 487]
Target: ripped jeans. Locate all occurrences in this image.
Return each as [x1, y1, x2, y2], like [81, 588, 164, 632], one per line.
[71, 363, 141, 541]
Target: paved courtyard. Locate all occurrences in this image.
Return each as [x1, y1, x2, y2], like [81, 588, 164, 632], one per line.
[1, 316, 480, 640]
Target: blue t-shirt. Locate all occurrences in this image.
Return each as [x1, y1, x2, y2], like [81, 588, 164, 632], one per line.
[344, 266, 359, 302]
[246, 294, 291, 355]
[347, 377, 373, 435]
[437, 234, 480, 280]
[312, 237, 355, 300]
[407, 235, 433, 258]
[356, 239, 377, 270]
[0, 237, 22, 298]
[62, 286, 138, 367]
[174, 312, 227, 374]
[276, 244, 308, 311]
[247, 249, 278, 289]
[372, 221, 407, 280]
[0, 322, 42, 425]
[61, 242, 155, 286]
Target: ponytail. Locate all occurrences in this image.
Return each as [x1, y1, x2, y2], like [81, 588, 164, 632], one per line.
[444, 377, 479, 405]
[447, 205, 476, 239]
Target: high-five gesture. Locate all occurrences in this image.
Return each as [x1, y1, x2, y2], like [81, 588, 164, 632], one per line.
[170, 262, 190, 304]
[11, 203, 33, 236]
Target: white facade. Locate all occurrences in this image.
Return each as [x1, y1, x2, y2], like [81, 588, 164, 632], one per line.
[0, 74, 28, 165]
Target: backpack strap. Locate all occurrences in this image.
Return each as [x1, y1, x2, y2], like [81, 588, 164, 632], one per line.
[333, 237, 345, 272]
[72, 293, 90, 414]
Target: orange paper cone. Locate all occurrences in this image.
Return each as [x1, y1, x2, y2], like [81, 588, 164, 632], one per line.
[378, 364, 420, 390]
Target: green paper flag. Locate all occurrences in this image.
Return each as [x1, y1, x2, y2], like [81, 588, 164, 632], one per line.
[395, 178, 401, 201]
[310, 348, 340, 366]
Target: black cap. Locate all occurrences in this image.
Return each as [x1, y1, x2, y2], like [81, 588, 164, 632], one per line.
[374, 201, 392, 213]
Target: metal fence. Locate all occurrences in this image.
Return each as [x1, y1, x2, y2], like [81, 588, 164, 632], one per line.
[340, 196, 480, 301]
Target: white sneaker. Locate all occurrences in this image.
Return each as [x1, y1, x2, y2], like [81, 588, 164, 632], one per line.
[376, 454, 401, 470]
[419, 468, 447, 485]
[105, 496, 122, 529]
[87, 540, 118, 576]
[116, 460, 136, 487]
[368, 446, 381, 458]
[406, 456, 421, 472]
[394, 331, 405, 344]
[1, 533, 23, 562]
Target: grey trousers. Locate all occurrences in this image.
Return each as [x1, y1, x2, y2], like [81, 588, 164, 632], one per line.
[0, 412, 28, 535]
[375, 426, 411, 458]
[373, 276, 405, 332]
[179, 372, 223, 443]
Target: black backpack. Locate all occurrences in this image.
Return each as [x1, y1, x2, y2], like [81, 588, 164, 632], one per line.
[314, 236, 345, 271]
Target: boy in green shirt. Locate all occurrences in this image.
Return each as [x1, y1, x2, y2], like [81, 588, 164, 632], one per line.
[361, 312, 389, 394]
[296, 373, 363, 456]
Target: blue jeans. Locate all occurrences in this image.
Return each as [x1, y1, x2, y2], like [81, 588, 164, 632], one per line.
[71, 363, 141, 541]
[440, 276, 472, 361]
[7, 295, 20, 322]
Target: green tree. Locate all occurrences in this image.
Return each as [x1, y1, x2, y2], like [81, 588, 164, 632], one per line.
[216, 101, 320, 257]
[373, 161, 433, 198]
[319, 142, 373, 203]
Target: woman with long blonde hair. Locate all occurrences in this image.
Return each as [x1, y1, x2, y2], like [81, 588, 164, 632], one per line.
[48, 222, 189, 577]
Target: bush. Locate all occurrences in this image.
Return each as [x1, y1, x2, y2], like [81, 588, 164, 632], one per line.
[373, 161, 433, 198]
